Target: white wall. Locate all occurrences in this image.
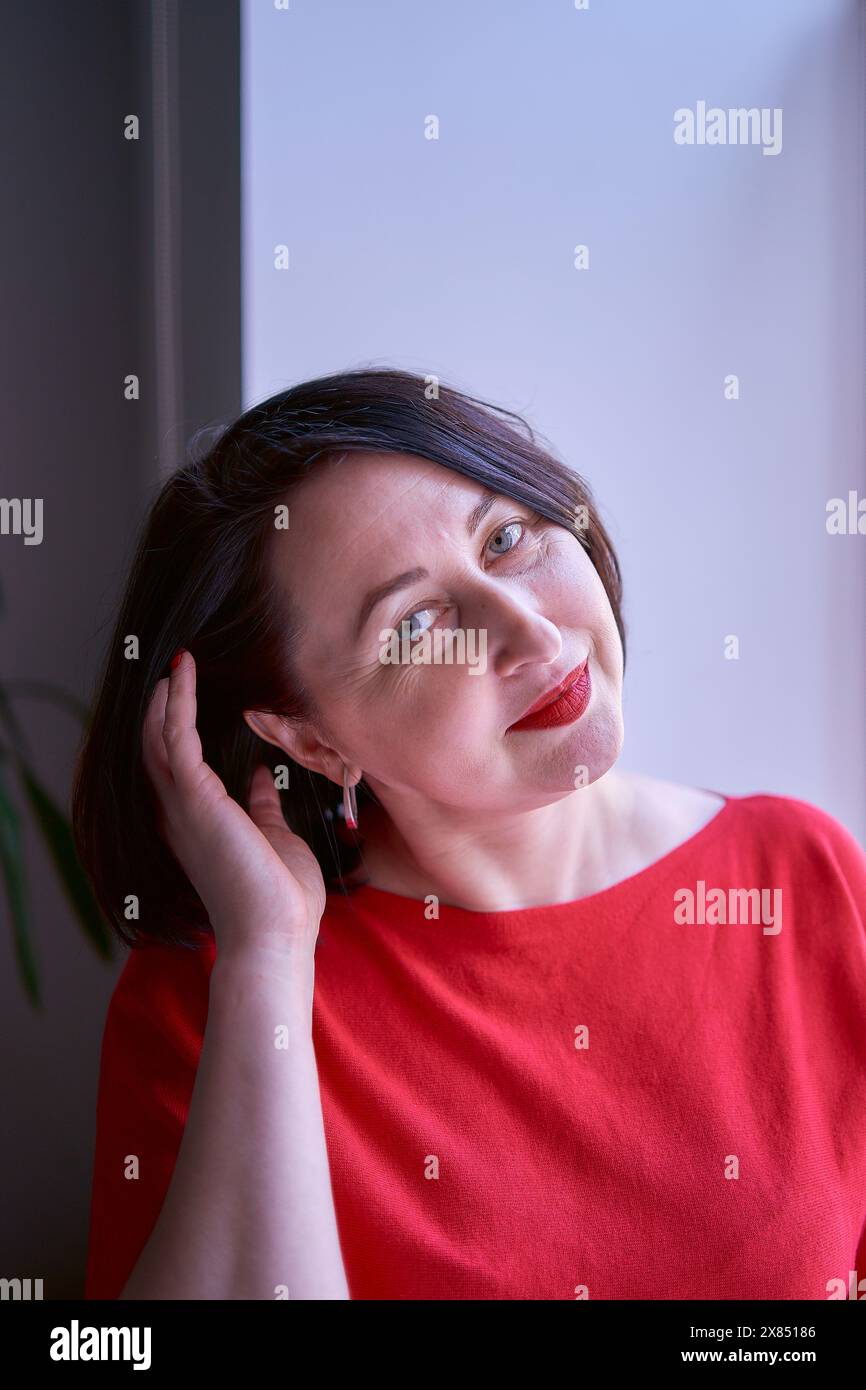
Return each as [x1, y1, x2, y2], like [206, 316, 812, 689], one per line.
[242, 0, 865, 838]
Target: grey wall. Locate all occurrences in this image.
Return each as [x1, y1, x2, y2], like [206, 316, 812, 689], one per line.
[242, 0, 866, 839]
[0, 0, 239, 1298]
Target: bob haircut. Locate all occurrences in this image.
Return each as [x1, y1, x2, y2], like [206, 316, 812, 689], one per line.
[71, 366, 626, 950]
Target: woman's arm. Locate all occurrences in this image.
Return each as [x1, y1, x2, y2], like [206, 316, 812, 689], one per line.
[118, 650, 349, 1299]
[119, 938, 349, 1300]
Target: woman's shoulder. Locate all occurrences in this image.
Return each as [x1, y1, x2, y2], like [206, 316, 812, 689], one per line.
[626, 771, 866, 877]
[645, 774, 866, 888]
[725, 785, 864, 864]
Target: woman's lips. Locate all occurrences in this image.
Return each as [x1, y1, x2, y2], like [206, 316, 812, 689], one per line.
[507, 660, 591, 732]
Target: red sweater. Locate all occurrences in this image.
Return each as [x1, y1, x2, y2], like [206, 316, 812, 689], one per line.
[85, 792, 866, 1300]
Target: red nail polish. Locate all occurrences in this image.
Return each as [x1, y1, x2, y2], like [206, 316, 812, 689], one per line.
[171, 649, 184, 670]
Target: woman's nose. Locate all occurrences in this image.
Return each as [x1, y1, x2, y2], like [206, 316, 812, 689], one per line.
[471, 589, 563, 678]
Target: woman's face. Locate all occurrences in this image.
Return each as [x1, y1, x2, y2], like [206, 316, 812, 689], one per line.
[255, 450, 624, 813]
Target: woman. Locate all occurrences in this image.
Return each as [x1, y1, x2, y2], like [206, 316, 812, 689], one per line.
[75, 366, 866, 1300]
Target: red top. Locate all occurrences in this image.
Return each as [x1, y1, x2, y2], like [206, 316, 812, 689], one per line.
[85, 791, 866, 1300]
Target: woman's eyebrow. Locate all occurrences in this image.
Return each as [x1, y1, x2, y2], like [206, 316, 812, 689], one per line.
[351, 493, 500, 639]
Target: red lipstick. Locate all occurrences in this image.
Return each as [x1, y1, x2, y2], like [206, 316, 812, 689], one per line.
[507, 659, 591, 732]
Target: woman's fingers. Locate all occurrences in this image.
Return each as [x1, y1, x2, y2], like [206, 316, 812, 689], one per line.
[161, 649, 206, 788]
[247, 761, 289, 833]
[142, 675, 171, 787]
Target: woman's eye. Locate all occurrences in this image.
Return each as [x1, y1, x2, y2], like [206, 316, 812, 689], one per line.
[393, 516, 536, 640]
[486, 520, 524, 557]
[401, 607, 441, 640]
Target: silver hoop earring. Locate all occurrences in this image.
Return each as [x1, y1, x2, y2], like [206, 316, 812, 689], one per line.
[342, 763, 358, 829]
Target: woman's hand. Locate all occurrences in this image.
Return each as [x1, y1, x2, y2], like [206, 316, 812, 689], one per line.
[142, 649, 327, 958]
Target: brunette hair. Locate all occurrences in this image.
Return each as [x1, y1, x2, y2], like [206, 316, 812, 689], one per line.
[71, 366, 626, 949]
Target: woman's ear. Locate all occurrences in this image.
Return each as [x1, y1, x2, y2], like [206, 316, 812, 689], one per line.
[243, 709, 285, 748]
[243, 708, 351, 790]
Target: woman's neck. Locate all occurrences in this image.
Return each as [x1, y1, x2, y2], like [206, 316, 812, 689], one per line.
[338, 768, 637, 911]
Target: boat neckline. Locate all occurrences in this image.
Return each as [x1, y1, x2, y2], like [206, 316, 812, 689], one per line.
[326, 788, 740, 924]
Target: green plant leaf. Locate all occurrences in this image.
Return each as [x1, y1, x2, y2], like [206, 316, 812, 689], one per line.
[0, 684, 30, 759]
[16, 762, 112, 960]
[0, 751, 41, 1006]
